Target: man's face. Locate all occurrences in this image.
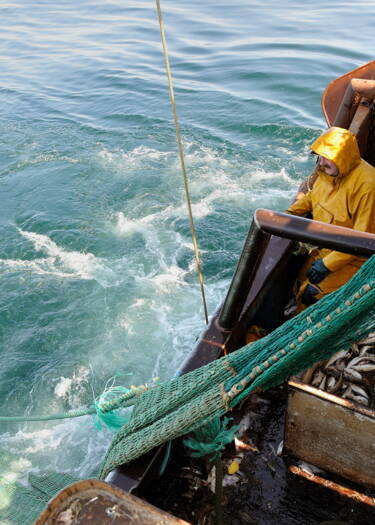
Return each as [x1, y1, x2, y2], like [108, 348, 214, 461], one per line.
[318, 155, 339, 177]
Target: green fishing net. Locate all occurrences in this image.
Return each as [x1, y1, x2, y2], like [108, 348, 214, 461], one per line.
[1, 255, 374, 524]
[98, 255, 375, 478]
[0, 473, 79, 525]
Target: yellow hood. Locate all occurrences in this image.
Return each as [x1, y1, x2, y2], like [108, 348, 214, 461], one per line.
[310, 126, 361, 177]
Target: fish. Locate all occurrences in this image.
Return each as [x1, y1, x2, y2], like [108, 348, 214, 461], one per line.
[359, 335, 375, 345]
[335, 359, 346, 371]
[325, 349, 349, 368]
[342, 384, 369, 405]
[342, 385, 352, 398]
[346, 355, 375, 368]
[350, 384, 369, 398]
[343, 368, 363, 382]
[351, 363, 375, 373]
[326, 376, 336, 391]
[311, 371, 325, 387]
[306, 336, 375, 403]
[346, 393, 369, 406]
[319, 374, 327, 391]
[359, 344, 375, 353]
[328, 374, 343, 394]
[301, 361, 323, 384]
[351, 343, 360, 355]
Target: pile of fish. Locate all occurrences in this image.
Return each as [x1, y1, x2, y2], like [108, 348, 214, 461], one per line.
[302, 332, 375, 408]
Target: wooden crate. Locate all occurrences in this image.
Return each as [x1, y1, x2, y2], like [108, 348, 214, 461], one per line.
[284, 380, 375, 489]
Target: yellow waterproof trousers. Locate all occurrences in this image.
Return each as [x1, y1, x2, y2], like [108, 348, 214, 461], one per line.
[295, 251, 361, 312]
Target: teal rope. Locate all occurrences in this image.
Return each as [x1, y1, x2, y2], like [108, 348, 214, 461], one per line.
[0, 407, 97, 422]
[0, 385, 147, 423]
[184, 417, 239, 461]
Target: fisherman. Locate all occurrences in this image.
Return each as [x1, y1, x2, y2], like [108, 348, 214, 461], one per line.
[286, 126, 375, 310]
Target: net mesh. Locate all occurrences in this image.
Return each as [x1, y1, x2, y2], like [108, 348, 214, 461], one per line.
[1, 255, 374, 524]
[98, 255, 375, 478]
[0, 473, 79, 524]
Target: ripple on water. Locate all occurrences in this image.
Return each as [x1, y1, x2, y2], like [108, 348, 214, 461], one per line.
[0, 0, 374, 486]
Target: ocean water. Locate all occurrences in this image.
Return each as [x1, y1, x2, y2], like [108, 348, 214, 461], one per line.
[0, 0, 374, 485]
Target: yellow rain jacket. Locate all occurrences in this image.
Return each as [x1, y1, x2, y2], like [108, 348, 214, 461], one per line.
[286, 126, 375, 306]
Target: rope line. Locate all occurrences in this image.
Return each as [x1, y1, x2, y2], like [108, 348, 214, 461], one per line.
[155, 0, 209, 324]
[0, 385, 146, 423]
[0, 407, 97, 423]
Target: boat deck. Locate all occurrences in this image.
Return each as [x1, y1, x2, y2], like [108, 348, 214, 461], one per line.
[144, 386, 375, 525]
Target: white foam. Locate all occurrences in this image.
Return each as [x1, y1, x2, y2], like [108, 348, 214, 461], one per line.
[0, 229, 118, 287]
[0, 457, 32, 484]
[114, 200, 210, 239]
[118, 317, 135, 336]
[0, 257, 65, 277]
[183, 141, 230, 168]
[0, 362, 114, 479]
[54, 377, 73, 399]
[114, 211, 157, 235]
[129, 298, 146, 309]
[98, 146, 173, 170]
[53, 367, 90, 407]
[16, 154, 78, 171]
[0, 416, 112, 480]
[109, 140, 295, 239]
[251, 167, 293, 184]
[1, 141, 301, 483]
[148, 264, 188, 290]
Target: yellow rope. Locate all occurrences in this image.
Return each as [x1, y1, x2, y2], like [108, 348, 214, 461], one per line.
[155, 0, 208, 324]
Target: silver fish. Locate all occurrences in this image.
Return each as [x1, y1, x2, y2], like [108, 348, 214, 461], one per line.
[359, 344, 375, 353]
[326, 376, 336, 391]
[359, 336, 375, 345]
[319, 374, 327, 391]
[311, 371, 325, 388]
[351, 343, 360, 355]
[326, 349, 350, 368]
[329, 374, 344, 394]
[351, 363, 375, 373]
[350, 384, 369, 398]
[342, 385, 351, 397]
[346, 393, 369, 406]
[360, 346, 371, 356]
[347, 356, 375, 368]
[343, 368, 362, 382]
[335, 359, 346, 371]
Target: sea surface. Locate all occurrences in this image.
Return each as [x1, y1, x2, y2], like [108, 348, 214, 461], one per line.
[0, 0, 374, 489]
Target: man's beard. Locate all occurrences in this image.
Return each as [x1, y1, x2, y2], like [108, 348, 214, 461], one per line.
[321, 166, 339, 177]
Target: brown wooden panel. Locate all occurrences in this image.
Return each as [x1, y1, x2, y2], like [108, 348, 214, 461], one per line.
[35, 479, 190, 525]
[284, 382, 375, 489]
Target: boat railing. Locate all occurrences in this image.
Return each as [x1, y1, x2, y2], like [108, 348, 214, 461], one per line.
[218, 208, 375, 330]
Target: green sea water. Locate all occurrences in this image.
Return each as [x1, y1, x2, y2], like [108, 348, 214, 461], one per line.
[0, 0, 374, 484]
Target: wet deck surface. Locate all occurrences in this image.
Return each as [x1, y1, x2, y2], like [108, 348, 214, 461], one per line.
[145, 386, 375, 525]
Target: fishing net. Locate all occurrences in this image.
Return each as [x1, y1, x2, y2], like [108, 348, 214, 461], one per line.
[98, 254, 375, 478]
[1, 255, 374, 524]
[0, 473, 79, 524]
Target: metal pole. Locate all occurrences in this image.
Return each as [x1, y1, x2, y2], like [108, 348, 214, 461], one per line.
[218, 218, 270, 330]
[255, 209, 375, 258]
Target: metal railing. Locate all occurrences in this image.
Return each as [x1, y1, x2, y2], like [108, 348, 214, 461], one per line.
[218, 209, 375, 330]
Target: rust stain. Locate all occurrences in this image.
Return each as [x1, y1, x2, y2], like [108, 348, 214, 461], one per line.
[289, 466, 375, 507]
[202, 339, 227, 354]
